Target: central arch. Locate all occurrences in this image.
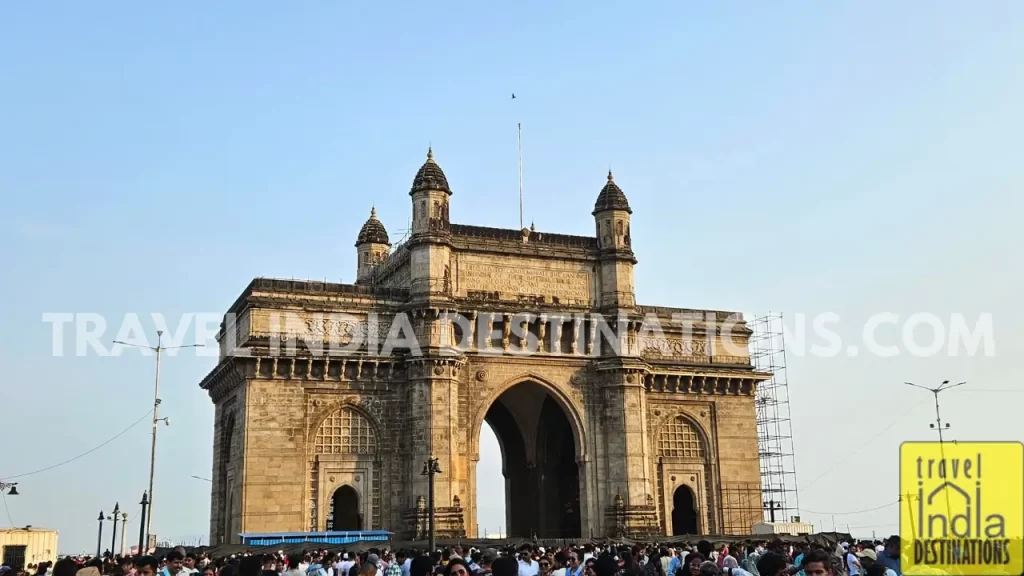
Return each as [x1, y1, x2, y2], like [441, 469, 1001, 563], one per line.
[474, 377, 584, 538]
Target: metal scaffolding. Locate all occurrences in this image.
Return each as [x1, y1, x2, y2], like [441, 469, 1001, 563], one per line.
[749, 313, 800, 523]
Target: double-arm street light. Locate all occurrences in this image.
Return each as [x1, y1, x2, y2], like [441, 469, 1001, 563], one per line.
[113, 331, 202, 547]
[904, 380, 967, 531]
[420, 457, 442, 552]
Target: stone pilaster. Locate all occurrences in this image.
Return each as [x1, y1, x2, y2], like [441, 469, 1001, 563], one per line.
[598, 364, 661, 537]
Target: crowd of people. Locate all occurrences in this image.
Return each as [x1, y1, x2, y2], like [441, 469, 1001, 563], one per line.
[1, 535, 909, 576]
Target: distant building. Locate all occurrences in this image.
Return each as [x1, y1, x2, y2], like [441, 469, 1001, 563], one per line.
[0, 527, 58, 570]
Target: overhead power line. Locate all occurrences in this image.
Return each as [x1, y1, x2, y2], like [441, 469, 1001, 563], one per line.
[801, 501, 899, 516]
[0, 409, 153, 480]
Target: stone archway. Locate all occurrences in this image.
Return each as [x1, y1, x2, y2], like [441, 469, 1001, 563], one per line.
[308, 404, 380, 531]
[475, 379, 583, 538]
[655, 412, 713, 534]
[328, 485, 362, 531]
[672, 485, 698, 535]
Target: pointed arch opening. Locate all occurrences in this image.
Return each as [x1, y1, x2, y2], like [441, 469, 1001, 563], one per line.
[475, 380, 581, 538]
[328, 485, 362, 531]
[672, 485, 698, 535]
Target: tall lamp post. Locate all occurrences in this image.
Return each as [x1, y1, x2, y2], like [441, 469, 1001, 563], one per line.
[420, 457, 441, 552]
[137, 492, 150, 555]
[904, 380, 966, 524]
[113, 331, 202, 546]
[96, 510, 106, 558]
[109, 502, 120, 557]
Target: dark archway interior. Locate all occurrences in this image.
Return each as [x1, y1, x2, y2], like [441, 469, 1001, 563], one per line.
[328, 485, 361, 531]
[484, 382, 581, 538]
[672, 485, 698, 535]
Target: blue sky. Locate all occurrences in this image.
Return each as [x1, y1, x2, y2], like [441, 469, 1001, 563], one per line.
[1, 1, 1022, 552]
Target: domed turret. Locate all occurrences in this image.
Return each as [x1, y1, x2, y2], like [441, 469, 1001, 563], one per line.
[354, 206, 391, 284]
[593, 171, 633, 252]
[592, 170, 636, 308]
[356, 206, 390, 246]
[593, 170, 631, 214]
[410, 147, 452, 237]
[410, 147, 452, 196]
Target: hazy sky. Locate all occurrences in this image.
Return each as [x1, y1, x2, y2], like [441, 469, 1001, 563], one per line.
[2, 1, 1022, 553]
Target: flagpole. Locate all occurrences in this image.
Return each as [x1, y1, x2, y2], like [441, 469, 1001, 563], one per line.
[518, 122, 523, 230]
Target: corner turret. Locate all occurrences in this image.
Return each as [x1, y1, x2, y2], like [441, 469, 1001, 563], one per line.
[355, 206, 391, 283]
[593, 170, 636, 309]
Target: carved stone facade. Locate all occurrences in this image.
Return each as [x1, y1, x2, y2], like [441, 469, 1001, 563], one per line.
[200, 151, 768, 543]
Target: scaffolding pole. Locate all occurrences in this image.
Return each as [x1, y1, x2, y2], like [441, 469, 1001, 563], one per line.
[750, 313, 801, 523]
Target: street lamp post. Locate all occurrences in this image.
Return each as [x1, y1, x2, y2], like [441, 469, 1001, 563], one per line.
[110, 502, 120, 557]
[420, 457, 441, 552]
[137, 492, 149, 555]
[113, 332, 202, 546]
[904, 380, 966, 526]
[96, 510, 105, 558]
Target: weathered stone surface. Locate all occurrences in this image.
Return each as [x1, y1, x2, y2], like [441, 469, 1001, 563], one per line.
[199, 158, 767, 544]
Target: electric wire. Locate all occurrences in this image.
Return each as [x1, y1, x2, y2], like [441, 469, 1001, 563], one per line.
[801, 397, 930, 491]
[1, 489, 13, 526]
[801, 500, 899, 516]
[0, 409, 153, 480]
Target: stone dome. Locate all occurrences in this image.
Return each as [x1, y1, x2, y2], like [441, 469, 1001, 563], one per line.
[355, 206, 390, 246]
[410, 147, 452, 195]
[593, 170, 631, 214]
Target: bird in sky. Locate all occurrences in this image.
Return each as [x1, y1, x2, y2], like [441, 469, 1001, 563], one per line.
[512, 93, 516, 99]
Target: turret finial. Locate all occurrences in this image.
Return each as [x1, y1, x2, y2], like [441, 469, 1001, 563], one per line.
[370, 205, 377, 218]
[427, 146, 434, 161]
[608, 169, 614, 181]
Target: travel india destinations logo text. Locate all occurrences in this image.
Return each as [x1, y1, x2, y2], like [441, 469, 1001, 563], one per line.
[900, 441, 1023, 575]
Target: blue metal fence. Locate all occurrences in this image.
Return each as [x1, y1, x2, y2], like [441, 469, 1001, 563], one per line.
[239, 531, 392, 547]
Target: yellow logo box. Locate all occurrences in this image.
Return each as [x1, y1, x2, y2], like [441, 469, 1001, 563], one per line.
[900, 441, 1023, 575]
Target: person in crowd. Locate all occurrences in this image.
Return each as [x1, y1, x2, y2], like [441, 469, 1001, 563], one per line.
[517, 550, 537, 576]
[386, 553, 404, 576]
[874, 538, 899, 576]
[476, 551, 498, 576]
[683, 554, 705, 576]
[754, 553, 788, 576]
[135, 558, 159, 576]
[491, 558, 517, 576]
[283, 556, 304, 576]
[797, 551, 830, 576]
[444, 560, 469, 576]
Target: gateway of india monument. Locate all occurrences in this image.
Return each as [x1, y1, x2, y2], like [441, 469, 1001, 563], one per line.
[199, 149, 769, 544]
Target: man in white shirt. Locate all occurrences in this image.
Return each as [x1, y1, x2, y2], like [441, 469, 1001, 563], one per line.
[518, 551, 539, 576]
[336, 554, 354, 576]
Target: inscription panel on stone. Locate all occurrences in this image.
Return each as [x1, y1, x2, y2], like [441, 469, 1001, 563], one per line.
[639, 337, 708, 358]
[458, 257, 592, 301]
[249, 309, 394, 347]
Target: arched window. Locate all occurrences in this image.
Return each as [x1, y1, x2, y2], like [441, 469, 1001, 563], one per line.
[314, 407, 377, 454]
[657, 415, 705, 458]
